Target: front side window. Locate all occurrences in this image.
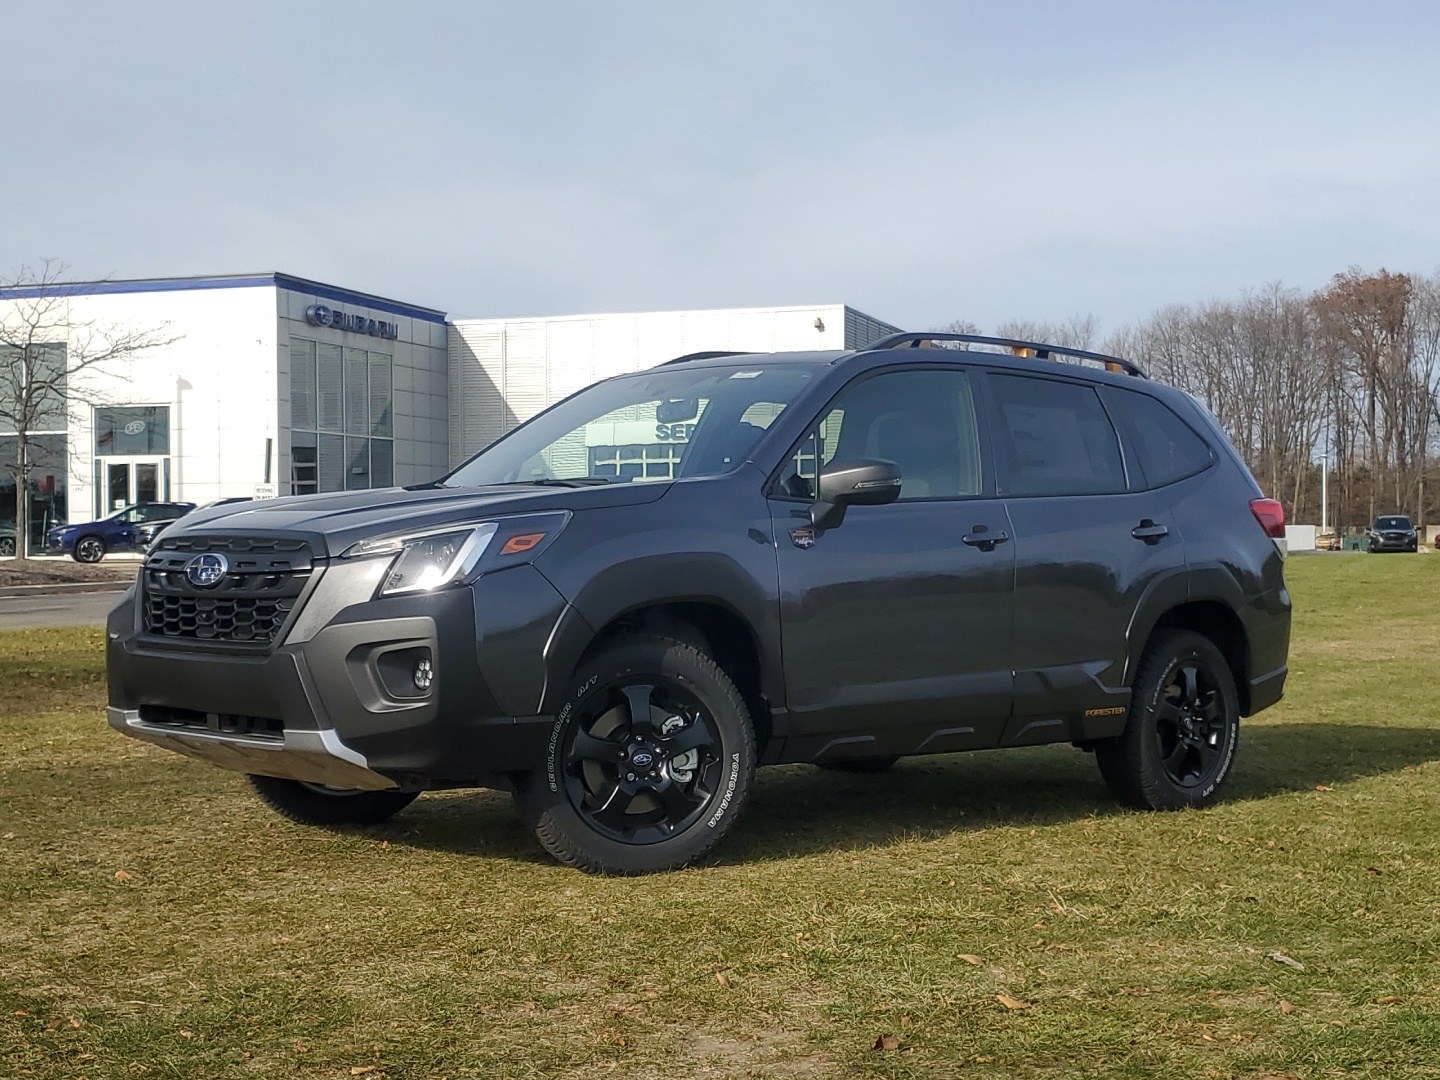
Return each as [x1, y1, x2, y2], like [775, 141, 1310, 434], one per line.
[777, 369, 982, 501]
[444, 365, 815, 488]
[987, 374, 1126, 497]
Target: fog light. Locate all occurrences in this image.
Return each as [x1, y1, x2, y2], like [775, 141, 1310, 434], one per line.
[414, 657, 434, 692]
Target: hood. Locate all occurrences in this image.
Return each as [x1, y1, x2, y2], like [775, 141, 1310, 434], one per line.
[163, 482, 672, 557]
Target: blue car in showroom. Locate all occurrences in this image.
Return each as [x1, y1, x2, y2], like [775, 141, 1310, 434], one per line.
[46, 501, 196, 562]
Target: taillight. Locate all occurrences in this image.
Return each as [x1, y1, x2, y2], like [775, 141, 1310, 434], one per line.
[1250, 498, 1285, 539]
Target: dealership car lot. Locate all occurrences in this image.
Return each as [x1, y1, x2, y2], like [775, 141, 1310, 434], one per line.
[3, 554, 1438, 1078]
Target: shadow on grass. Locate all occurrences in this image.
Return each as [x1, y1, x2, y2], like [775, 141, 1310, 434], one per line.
[378, 721, 1440, 864]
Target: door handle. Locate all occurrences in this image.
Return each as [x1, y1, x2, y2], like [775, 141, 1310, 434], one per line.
[962, 529, 1010, 551]
[1132, 520, 1169, 543]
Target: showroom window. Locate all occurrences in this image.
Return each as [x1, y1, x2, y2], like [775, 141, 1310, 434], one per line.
[0, 344, 69, 549]
[288, 338, 393, 493]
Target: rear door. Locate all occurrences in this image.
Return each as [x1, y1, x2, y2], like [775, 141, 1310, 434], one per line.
[983, 371, 1187, 743]
[768, 365, 1015, 763]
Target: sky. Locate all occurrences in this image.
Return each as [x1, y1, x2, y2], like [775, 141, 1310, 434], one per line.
[4, 1, 1439, 334]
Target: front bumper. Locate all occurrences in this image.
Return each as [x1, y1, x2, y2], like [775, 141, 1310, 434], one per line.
[107, 562, 576, 790]
[1370, 536, 1417, 551]
[108, 705, 397, 789]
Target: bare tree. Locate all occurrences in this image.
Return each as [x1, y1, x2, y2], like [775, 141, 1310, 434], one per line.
[995, 314, 1099, 351]
[0, 261, 176, 555]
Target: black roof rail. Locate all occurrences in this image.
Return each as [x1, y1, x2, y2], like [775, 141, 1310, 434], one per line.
[864, 332, 1147, 379]
[661, 350, 750, 366]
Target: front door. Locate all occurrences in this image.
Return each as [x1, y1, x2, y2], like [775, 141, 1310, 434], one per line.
[768, 367, 1015, 764]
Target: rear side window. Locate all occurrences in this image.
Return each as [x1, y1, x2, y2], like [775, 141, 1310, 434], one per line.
[1106, 388, 1213, 488]
[986, 374, 1126, 497]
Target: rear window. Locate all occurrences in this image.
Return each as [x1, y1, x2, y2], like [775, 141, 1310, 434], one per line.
[986, 374, 1126, 497]
[1105, 388, 1213, 488]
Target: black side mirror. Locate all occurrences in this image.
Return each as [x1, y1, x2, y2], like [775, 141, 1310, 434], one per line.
[811, 458, 902, 530]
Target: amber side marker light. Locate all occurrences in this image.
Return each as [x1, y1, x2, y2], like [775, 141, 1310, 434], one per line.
[500, 532, 547, 555]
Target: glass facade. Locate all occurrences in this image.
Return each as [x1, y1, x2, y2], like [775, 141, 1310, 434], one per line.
[94, 406, 171, 456]
[0, 344, 69, 552]
[0, 435, 69, 551]
[288, 337, 393, 495]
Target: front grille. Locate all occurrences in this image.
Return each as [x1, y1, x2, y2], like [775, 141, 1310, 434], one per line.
[141, 535, 316, 647]
[138, 705, 284, 740]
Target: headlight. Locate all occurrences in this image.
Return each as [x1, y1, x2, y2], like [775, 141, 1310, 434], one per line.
[343, 524, 498, 596]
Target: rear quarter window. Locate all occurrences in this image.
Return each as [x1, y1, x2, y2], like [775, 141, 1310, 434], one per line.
[1105, 388, 1214, 489]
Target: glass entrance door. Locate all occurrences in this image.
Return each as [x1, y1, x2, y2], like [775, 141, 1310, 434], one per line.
[97, 457, 170, 516]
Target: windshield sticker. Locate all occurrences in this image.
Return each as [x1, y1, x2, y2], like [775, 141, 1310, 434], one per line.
[729, 371, 763, 379]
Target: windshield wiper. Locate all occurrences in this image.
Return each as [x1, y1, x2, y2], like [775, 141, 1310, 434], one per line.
[495, 478, 614, 488]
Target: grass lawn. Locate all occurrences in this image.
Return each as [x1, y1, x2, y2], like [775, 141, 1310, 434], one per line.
[2, 555, 1439, 1079]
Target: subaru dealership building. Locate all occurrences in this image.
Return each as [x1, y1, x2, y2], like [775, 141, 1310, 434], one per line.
[0, 272, 897, 549]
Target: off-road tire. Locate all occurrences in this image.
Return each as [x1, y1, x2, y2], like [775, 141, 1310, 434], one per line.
[817, 756, 900, 773]
[516, 634, 756, 875]
[73, 535, 106, 563]
[247, 774, 419, 826]
[1095, 630, 1239, 810]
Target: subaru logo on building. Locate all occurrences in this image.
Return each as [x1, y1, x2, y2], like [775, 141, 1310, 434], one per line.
[184, 552, 229, 588]
[631, 750, 654, 768]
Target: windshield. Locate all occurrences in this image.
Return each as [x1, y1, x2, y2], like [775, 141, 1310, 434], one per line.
[444, 364, 816, 487]
[1376, 516, 1412, 530]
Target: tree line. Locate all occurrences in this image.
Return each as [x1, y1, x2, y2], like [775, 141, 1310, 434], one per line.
[950, 268, 1440, 530]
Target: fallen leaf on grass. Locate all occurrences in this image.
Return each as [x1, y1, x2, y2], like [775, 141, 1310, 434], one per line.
[958, 954, 983, 966]
[1372, 995, 1401, 1005]
[1279, 1000, 1296, 1014]
[996, 994, 1031, 1011]
[1269, 951, 1305, 971]
[1314, 784, 1334, 792]
[350, 1068, 378, 1076]
[1366, 867, 1382, 876]
[113, 870, 133, 881]
[714, 973, 729, 987]
[872, 1033, 899, 1051]
[67, 1016, 83, 1029]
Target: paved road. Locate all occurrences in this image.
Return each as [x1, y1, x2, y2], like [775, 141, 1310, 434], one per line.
[0, 589, 128, 630]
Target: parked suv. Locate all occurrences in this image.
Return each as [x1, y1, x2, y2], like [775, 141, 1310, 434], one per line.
[1367, 515, 1418, 553]
[106, 334, 1291, 874]
[48, 502, 197, 562]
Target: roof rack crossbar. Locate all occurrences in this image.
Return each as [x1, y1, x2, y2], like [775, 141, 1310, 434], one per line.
[864, 332, 1147, 379]
[661, 350, 749, 366]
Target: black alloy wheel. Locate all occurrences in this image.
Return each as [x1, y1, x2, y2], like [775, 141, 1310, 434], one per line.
[74, 536, 106, 563]
[1096, 630, 1239, 810]
[519, 634, 756, 874]
[565, 681, 723, 844]
[1151, 658, 1229, 790]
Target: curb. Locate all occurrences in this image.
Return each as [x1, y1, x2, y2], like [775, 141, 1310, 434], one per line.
[0, 581, 133, 599]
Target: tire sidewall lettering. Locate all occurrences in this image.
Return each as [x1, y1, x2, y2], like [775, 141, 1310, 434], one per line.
[706, 752, 742, 829]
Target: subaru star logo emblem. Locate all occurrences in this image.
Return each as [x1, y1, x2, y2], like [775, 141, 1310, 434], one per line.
[184, 552, 229, 588]
[631, 750, 654, 768]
